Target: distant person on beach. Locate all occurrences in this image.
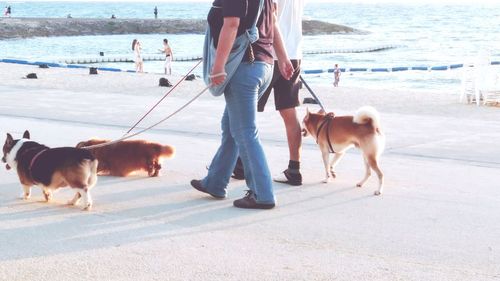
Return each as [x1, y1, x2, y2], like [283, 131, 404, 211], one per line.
[159, 38, 173, 75]
[132, 39, 144, 73]
[333, 63, 341, 87]
[111, 14, 116, 19]
[5, 5, 11, 17]
[233, 0, 306, 186]
[190, 0, 293, 209]
[154, 6, 158, 19]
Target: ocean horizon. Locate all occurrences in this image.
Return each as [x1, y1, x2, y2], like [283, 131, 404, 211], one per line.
[1, 1, 499, 91]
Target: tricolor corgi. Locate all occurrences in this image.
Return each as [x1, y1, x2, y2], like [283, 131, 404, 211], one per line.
[2, 130, 98, 210]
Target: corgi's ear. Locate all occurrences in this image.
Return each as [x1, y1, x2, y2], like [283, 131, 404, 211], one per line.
[318, 108, 326, 115]
[6, 133, 13, 145]
[22, 130, 30, 139]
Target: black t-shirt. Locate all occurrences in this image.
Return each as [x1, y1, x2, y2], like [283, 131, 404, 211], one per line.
[207, 0, 274, 64]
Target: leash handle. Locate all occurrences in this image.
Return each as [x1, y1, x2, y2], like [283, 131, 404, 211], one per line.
[299, 75, 326, 112]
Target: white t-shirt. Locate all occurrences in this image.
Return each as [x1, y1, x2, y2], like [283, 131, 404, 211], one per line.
[273, 0, 305, 60]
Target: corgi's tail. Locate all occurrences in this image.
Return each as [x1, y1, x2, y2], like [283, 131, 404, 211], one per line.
[161, 145, 175, 159]
[353, 106, 382, 132]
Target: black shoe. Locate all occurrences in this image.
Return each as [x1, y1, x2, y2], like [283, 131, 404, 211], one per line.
[190, 180, 226, 199]
[233, 190, 275, 210]
[273, 169, 302, 186]
[231, 158, 245, 180]
[231, 170, 245, 180]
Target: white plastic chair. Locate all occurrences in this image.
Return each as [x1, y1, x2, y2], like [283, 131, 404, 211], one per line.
[473, 51, 492, 106]
[479, 72, 500, 105]
[460, 60, 476, 104]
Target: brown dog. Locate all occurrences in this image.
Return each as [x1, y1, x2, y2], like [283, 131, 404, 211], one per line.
[302, 106, 385, 195]
[76, 139, 175, 177]
[2, 130, 98, 210]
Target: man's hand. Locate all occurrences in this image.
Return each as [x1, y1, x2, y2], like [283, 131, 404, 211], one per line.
[278, 59, 294, 80]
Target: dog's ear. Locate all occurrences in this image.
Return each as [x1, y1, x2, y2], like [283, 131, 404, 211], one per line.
[318, 108, 326, 115]
[5, 133, 14, 145]
[304, 107, 310, 120]
[22, 130, 30, 139]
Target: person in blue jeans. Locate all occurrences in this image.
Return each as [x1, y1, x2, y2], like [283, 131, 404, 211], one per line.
[190, 0, 293, 209]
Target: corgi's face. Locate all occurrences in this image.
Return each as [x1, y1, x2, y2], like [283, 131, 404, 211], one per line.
[2, 130, 30, 170]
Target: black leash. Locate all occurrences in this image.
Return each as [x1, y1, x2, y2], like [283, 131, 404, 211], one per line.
[299, 75, 326, 112]
[300, 75, 335, 153]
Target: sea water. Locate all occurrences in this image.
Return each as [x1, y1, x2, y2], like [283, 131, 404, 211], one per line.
[1, 1, 499, 91]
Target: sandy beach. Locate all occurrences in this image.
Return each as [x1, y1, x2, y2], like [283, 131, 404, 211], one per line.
[0, 62, 499, 280]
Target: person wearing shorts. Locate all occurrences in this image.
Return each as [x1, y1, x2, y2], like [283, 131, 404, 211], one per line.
[233, 0, 305, 186]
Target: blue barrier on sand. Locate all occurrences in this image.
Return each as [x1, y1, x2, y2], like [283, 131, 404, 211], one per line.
[302, 61, 500, 74]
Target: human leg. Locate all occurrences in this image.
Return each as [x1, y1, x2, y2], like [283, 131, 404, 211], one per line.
[199, 107, 239, 198]
[226, 62, 275, 204]
[273, 60, 303, 185]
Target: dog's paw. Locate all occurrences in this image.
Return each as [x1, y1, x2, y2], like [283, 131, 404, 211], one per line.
[356, 183, 363, 188]
[322, 177, 333, 183]
[374, 190, 382, 196]
[329, 170, 336, 178]
[21, 192, 31, 200]
[82, 205, 92, 211]
[43, 192, 53, 202]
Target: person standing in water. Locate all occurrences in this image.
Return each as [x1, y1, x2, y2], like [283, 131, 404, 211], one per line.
[154, 6, 158, 19]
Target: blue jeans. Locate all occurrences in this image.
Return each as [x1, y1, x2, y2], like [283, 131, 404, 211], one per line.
[202, 62, 275, 204]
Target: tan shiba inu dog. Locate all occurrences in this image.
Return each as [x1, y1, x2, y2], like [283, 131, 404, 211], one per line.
[302, 106, 385, 195]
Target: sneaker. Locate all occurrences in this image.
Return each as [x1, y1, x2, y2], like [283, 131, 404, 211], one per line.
[273, 169, 302, 186]
[190, 179, 226, 199]
[233, 190, 275, 209]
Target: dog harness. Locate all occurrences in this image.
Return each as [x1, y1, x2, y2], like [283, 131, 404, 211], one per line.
[316, 113, 336, 154]
[29, 148, 48, 173]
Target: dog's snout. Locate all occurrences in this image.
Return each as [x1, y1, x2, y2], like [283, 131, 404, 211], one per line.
[1, 156, 6, 163]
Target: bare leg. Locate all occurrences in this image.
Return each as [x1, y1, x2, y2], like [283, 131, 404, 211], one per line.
[279, 108, 302, 162]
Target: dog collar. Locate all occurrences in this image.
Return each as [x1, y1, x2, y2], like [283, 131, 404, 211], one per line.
[29, 149, 48, 172]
